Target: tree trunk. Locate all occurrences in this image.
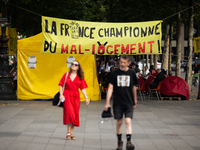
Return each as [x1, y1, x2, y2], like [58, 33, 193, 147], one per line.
[185, 0, 194, 91]
[175, 3, 181, 77]
[168, 25, 173, 72]
[142, 55, 145, 73]
[150, 55, 154, 66]
[162, 24, 170, 71]
[146, 54, 149, 69]
[154, 55, 157, 70]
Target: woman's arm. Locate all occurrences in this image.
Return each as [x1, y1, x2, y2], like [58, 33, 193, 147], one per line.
[81, 89, 89, 105]
[59, 85, 64, 101]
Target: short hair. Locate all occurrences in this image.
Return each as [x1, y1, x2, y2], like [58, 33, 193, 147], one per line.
[120, 55, 130, 62]
[157, 69, 161, 72]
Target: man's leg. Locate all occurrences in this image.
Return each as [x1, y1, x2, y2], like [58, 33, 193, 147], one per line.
[116, 118, 123, 134]
[116, 119, 123, 150]
[124, 113, 135, 150]
[125, 117, 132, 135]
[125, 117, 133, 143]
[125, 118, 135, 149]
[113, 105, 123, 150]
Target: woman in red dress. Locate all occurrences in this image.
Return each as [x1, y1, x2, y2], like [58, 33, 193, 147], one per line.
[59, 60, 89, 140]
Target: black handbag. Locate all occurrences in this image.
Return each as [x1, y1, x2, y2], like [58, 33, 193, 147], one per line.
[52, 72, 68, 107]
[101, 107, 113, 118]
[52, 92, 63, 107]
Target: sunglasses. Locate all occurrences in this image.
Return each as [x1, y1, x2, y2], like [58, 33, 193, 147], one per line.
[71, 63, 79, 67]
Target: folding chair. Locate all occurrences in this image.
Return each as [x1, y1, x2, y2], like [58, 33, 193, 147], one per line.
[149, 82, 162, 100]
[137, 82, 146, 101]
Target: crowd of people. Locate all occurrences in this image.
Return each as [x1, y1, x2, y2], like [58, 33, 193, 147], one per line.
[96, 57, 169, 96]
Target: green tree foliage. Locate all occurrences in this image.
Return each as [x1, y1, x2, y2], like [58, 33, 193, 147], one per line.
[1, 0, 200, 37]
[5, 0, 108, 36]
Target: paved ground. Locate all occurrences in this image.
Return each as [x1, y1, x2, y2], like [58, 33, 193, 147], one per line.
[1, 93, 200, 150]
[190, 84, 199, 100]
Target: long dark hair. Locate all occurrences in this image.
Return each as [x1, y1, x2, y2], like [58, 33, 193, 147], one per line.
[69, 60, 84, 80]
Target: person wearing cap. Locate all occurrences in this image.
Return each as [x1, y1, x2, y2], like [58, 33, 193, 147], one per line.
[149, 68, 167, 89]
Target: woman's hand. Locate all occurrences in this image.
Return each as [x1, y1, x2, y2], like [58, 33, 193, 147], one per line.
[59, 94, 64, 102]
[85, 98, 89, 105]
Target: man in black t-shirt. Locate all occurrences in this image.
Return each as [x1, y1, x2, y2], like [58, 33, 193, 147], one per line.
[193, 63, 200, 74]
[104, 55, 138, 150]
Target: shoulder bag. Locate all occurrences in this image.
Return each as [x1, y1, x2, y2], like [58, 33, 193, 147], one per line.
[52, 72, 68, 107]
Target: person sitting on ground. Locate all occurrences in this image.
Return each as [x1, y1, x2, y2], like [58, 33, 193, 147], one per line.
[149, 68, 167, 89]
[140, 66, 150, 81]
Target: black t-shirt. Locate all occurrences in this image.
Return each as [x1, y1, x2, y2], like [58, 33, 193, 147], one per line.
[193, 66, 200, 74]
[154, 72, 166, 84]
[109, 68, 138, 106]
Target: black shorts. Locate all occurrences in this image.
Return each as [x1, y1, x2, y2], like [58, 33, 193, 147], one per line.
[113, 105, 134, 119]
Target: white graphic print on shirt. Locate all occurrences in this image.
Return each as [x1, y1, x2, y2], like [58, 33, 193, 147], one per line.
[117, 75, 130, 87]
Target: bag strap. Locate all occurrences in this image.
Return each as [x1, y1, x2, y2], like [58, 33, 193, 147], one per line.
[57, 72, 68, 106]
[62, 72, 68, 94]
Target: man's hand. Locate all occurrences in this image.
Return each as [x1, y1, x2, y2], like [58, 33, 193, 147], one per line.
[104, 103, 111, 111]
[133, 99, 137, 109]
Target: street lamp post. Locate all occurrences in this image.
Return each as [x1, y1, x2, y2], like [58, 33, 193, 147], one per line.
[0, 0, 16, 100]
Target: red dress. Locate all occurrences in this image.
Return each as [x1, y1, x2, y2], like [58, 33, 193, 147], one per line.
[59, 72, 88, 127]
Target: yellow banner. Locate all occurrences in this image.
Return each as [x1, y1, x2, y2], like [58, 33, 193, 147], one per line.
[41, 16, 162, 55]
[194, 36, 200, 53]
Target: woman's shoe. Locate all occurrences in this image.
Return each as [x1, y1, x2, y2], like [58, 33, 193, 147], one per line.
[66, 132, 71, 140]
[71, 134, 76, 140]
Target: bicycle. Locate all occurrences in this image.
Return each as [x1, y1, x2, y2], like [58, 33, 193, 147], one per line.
[192, 73, 199, 87]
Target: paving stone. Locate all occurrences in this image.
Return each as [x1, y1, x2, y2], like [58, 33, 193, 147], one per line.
[0, 99, 200, 150]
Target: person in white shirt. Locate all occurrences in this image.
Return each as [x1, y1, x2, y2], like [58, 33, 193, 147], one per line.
[140, 66, 150, 81]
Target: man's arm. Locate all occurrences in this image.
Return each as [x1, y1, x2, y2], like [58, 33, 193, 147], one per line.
[133, 85, 137, 109]
[104, 83, 113, 111]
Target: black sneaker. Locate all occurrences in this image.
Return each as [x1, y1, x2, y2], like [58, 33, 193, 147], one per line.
[116, 141, 123, 150]
[126, 141, 135, 150]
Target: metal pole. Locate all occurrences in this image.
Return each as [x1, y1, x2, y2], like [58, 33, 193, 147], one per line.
[0, 0, 16, 100]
